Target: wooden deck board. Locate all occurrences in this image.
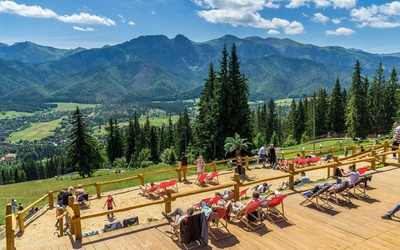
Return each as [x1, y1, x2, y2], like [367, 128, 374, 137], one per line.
[16, 166, 400, 250]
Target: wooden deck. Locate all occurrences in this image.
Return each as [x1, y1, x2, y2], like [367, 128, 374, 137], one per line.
[18, 165, 400, 250]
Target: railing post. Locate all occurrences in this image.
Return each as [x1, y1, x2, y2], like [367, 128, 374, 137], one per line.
[139, 174, 144, 186]
[234, 173, 241, 201]
[245, 156, 250, 170]
[282, 151, 285, 160]
[164, 189, 172, 213]
[333, 162, 339, 179]
[301, 150, 305, 159]
[73, 203, 82, 241]
[59, 207, 64, 237]
[68, 196, 75, 234]
[371, 150, 376, 170]
[176, 167, 182, 181]
[212, 161, 217, 172]
[6, 204, 15, 250]
[48, 191, 54, 208]
[96, 183, 101, 198]
[289, 163, 295, 190]
[331, 147, 335, 156]
[17, 211, 24, 233]
[382, 141, 388, 165]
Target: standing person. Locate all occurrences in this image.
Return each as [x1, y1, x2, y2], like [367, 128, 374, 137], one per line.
[258, 144, 268, 168]
[57, 190, 64, 206]
[382, 202, 400, 220]
[268, 144, 276, 168]
[18, 203, 23, 211]
[103, 194, 116, 219]
[180, 152, 188, 182]
[236, 156, 243, 177]
[344, 146, 349, 157]
[62, 186, 73, 226]
[196, 155, 205, 178]
[11, 199, 17, 213]
[55, 204, 61, 227]
[392, 122, 400, 158]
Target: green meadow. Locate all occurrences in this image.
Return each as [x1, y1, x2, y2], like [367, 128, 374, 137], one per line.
[8, 118, 64, 143]
[51, 102, 98, 112]
[0, 111, 34, 119]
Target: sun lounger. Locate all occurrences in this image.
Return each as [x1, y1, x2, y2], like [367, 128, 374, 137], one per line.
[300, 185, 333, 211]
[261, 195, 287, 223]
[231, 200, 264, 231]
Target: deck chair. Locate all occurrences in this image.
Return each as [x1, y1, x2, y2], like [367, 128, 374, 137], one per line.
[142, 184, 160, 198]
[300, 185, 333, 211]
[205, 172, 219, 184]
[261, 195, 287, 223]
[158, 181, 170, 194]
[171, 213, 207, 249]
[193, 198, 212, 209]
[208, 196, 222, 206]
[358, 167, 368, 175]
[278, 160, 288, 171]
[322, 154, 333, 163]
[166, 179, 178, 193]
[327, 184, 351, 205]
[194, 173, 208, 186]
[306, 157, 314, 166]
[227, 188, 249, 201]
[313, 156, 322, 164]
[349, 176, 370, 199]
[208, 202, 233, 240]
[297, 158, 307, 168]
[231, 200, 264, 231]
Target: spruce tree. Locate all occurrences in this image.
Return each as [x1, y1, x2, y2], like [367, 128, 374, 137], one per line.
[328, 78, 346, 133]
[106, 118, 124, 166]
[346, 60, 369, 139]
[383, 67, 399, 132]
[368, 62, 386, 134]
[67, 107, 100, 177]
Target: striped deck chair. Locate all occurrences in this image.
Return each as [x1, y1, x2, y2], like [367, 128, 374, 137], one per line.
[300, 185, 333, 211]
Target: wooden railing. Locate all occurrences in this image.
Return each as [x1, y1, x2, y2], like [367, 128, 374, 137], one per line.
[5, 140, 400, 249]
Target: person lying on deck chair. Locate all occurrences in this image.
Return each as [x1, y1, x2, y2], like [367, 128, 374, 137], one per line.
[215, 189, 234, 201]
[140, 182, 156, 193]
[279, 171, 310, 189]
[302, 179, 349, 198]
[231, 192, 261, 215]
[251, 182, 272, 194]
[162, 205, 195, 226]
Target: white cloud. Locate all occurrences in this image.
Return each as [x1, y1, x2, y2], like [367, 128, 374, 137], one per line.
[351, 2, 400, 28]
[128, 21, 136, 26]
[332, 18, 342, 24]
[325, 27, 355, 35]
[312, 13, 329, 24]
[194, 0, 304, 34]
[0, 1, 115, 26]
[118, 14, 125, 23]
[73, 26, 95, 32]
[286, 0, 355, 9]
[267, 29, 280, 35]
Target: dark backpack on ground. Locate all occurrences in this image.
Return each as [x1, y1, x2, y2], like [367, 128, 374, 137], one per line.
[103, 221, 123, 232]
[123, 216, 139, 227]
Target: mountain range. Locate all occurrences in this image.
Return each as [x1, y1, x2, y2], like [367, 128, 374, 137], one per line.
[1, 34, 399, 104]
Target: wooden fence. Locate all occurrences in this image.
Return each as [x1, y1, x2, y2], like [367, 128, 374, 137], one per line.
[5, 141, 400, 250]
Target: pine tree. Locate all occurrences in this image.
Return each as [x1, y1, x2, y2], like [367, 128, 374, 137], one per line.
[328, 78, 346, 133]
[368, 62, 386, 134]
[315, 88, 329, 136]
[266, 99, 277, 144]
[383, 67, 399, 132]
[106, 118, 125, 166]
[125, 118, 136, 165]
[67, 107, 101, 177]
[346, 60, 369, 139]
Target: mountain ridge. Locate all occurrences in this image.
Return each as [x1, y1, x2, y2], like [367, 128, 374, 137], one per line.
[0, 34, 399, 104]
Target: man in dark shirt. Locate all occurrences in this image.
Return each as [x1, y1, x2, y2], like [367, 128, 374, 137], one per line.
[62, 186, 73, 226]
[180, 152, 188, 182]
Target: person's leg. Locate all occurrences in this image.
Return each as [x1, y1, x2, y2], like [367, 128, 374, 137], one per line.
[167, 207, 184, 217]
[388, 203, 400, 216]
[392, 142, 399, 157]
[182, 167, 188, 181]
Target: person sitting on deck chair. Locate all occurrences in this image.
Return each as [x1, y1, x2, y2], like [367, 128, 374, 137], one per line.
[251, 182, 272, 194]
[303, 179, 349, 198]
[338, 164, 359, 186]
[75, 184, 85, 202]
[140, 182, 156, 193]
[279, 171, 310, 189]
[215, 189, 234, 201]
[231, 192, 261, 215]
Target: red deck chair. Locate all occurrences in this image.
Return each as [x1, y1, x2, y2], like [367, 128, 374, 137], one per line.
[358, 167, 368, 175]
[297, 158, 307, 168]
[166, 179, 178, 193]
[261, 195, 287, 223]
[306, 157, 314, 166]
[193, 197, 212, 209]
[231, 200, 264, 231]
[206, 172, 219, 184]
[194, 173, 208, 185]
[208, 196, 222, 206]
[208, 202, 233, 240]
[158, 181, 169, 194]
[142, 184, 160, 198]
[227, 188, 249, 201]
[278, 160, 288, 171]
[313, 156, 322, 164]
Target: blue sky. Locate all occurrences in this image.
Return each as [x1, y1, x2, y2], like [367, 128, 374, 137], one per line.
[1, 0, 400, 53]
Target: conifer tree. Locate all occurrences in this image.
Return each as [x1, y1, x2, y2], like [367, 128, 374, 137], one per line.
[368, 62, 386, 134]
[346, 60, 369, 139]
[67, 107, 101, 177]
[383, 67, 399, 132]
[106, 118, 124, 166]
[125, 118, 136, 165]
[266, 98, 277, 144]
[327, 77, 346, 133]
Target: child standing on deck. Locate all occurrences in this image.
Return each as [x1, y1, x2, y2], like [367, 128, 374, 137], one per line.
[103, 194, 116, 219]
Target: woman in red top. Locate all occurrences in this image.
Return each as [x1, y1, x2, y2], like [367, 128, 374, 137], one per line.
[103, 194, 116, 219]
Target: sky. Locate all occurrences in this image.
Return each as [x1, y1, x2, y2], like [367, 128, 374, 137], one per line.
[1, 0, 400, 54]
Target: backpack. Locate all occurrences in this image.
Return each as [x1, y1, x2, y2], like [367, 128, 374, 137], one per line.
[123, 216, 139, 227]
[103, 221, 123, 232]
